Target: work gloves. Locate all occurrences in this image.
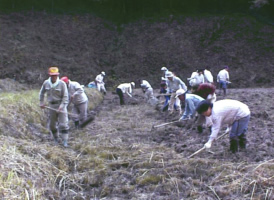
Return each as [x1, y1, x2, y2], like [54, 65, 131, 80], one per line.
[204, 139, 213, 149]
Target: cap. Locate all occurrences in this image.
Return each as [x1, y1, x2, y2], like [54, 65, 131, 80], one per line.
[161, 67, 167, 71]
[48, 67, 60, 75]
[130, 82, 135, 88]
[166, 71, 174, 78]
[101, 71, 106, 76]
[60, 76, 69, 83]
[175, 89, 186, 98]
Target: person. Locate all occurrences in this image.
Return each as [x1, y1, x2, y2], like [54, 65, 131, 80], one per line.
[160, 79, 170, 112]
[95, 71, 106, 94]
[203, 67, 214, 84]
[176, 89, 204, 121]
[60, 76, 88, 129]
[192, 83, 217, 103]
[166, 71, 188, 114]
[139, 79, 158, 105]
[116, 82, 135, 105]
[196, 100, 250, 153]
[39, 67, 70, 147]
[161, 66, 169, 79]
[188, 69, 204, 89]
[188, 70, 199, 87]
[217, 66, 229, 96]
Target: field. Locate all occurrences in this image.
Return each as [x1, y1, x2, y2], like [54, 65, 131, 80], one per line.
[0, 80, 273, 199]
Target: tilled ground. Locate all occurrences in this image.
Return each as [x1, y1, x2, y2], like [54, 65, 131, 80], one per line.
[70, 87, 273, 199]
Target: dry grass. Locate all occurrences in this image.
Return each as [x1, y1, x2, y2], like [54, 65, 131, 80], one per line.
[0, 80, 273, 199]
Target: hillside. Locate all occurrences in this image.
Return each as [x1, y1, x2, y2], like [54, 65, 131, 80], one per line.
[0, 11, 273, 89]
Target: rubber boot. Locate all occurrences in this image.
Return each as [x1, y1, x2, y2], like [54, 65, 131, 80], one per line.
[61, 130, 69, 147]
[238, 134, 246, 149]
[197, 125, 203, 134]
[74, 121, 79, 130]
[230, 137, 239, 153]
[51, 129, 58, 144]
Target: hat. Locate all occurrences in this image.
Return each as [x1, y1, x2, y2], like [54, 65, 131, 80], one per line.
[175, 89, 186, 98]
[166, 71, 174, 78]
[48, 67, 60, 75]
[101, 71, 106, 76]
[130, 82, 135, 88]
[161, 67, 167, 71]
[60, 76, 69, 83]
[196, 100, 213, 114]
[224, 66, 229, 70]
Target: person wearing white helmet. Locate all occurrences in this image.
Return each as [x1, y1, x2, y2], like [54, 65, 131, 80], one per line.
[161, 66, 169, 79]
[60, 76, 88, 129]
[116, 82, 135, 105]
[166, 71, 188, 114]
[95, 71, 106, 94]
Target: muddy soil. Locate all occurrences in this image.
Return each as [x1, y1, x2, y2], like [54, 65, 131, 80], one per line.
[74, 86, 273, 199]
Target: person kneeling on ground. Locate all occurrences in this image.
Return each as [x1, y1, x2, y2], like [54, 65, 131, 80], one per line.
[116, 82, 135, 105]
[196, 100, 250, 153]
[61, 76, 88, 129]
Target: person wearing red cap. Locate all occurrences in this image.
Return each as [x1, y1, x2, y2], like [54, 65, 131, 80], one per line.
[61, 76, 88, 129]
[39, 67, 70, 147]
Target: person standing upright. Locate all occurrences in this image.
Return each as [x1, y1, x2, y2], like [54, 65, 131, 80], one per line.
[203, 67, 214, 84]
[39, 67, 70, 147]
[217, 66, 230, 96]
[95, 71, 106, 94]
[166, 71, 188, 115]
[61, 76, 88, 129]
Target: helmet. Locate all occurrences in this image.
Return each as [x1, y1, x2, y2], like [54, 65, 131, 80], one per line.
[48, 67, 60, 75]
[61, 76, 69, 83]
[130, 82, 135, 88]
[101, 71, 106, 76]
[161, 66, 167, 71]
[175, 89, 186, 98]
[166, 71, 174, 78]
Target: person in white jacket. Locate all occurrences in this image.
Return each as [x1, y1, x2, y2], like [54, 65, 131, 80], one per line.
[95, 71, 106, 94]
[203, 67, 214, 84]
[61, 76, 88, 129]
[116, 82, 135, 105]
[196, 99, 250, 153]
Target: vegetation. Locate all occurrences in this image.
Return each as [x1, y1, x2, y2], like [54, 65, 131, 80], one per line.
[0, 0, 273, 24]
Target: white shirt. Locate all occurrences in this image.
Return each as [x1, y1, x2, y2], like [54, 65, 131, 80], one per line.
[95, 74, 104, 83]
[204, 69, 213, 83]
[117, 83, 132, 97]
[140, 80, 152, 89]
[217, 69, 229, 82]
[194, 74, 204, 85]
[208, 100, 250, 140]
[68, 81, 88, 105]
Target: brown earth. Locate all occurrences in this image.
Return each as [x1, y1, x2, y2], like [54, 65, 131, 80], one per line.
[0, 12, 273, 89]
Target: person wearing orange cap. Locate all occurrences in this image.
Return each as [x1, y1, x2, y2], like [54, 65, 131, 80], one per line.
[60, 76, 88, 129]
[39, 67, 70, 147]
